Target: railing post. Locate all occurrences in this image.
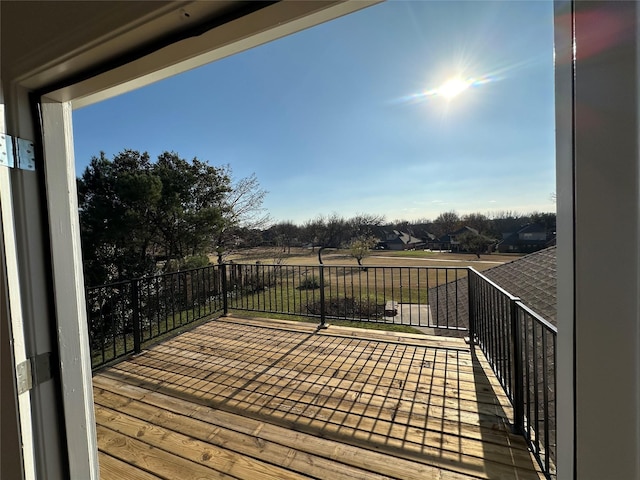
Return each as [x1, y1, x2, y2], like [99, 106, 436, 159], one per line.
[468, 268, 476, 344]
[132, 278, 141, 354]
[511, 298, 525, 434]
[318, 264, 327, 329]
[221, 263, 228, 316]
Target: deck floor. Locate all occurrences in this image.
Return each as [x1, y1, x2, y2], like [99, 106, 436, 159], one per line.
[94, 316, 544, 479]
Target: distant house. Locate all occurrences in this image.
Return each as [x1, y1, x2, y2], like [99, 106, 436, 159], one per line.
[497, 223, 556, 253]
[377, 230, 425, 250]
[408, 224, 438, 246]
[430, 226, 479, 252]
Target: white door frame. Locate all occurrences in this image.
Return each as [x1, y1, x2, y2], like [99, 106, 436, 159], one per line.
[0, 87, 36, 480]
[40, 99, 99, 479]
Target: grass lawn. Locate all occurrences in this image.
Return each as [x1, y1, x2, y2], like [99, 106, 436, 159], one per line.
[224, 261, 470, 337]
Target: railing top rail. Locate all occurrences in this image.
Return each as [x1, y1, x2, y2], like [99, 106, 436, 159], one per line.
[86, 263, 221, 289]
[515, 300, 558, 334]
[229, 262, 471, 270]
[468, 267, 520, 301]
[86, 278, 134, 290]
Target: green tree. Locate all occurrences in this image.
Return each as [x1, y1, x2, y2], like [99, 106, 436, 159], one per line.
[456, 231, 495, 258]
[78, 150, 161, 284]
[78, 150, 262, 283]
[152, 152, 229, 263]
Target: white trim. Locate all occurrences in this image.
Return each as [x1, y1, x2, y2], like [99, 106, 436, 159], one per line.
[40, 99, 98, 480]
[554, 0, 575, 477]
[0, 93, 35, 480]
[571, 2, 640, 477]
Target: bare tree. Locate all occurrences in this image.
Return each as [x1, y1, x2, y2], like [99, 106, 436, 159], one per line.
[213, 169, 270, 263]
[349, 213, 385, 238]
[268, 221, 299, 254]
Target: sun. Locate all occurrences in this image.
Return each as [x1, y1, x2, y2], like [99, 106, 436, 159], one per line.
[437, 77, 471, 99]
[397, 74, 493, 105]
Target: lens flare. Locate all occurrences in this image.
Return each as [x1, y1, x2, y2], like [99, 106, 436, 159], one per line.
[395, 74, 495, 106]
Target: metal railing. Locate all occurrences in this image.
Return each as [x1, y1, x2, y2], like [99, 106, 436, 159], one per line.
[85, 261, 556, 478]
[469, 268, 557, 478]
[225, 263, 468, 330]
[85, 264, 225, 369]
[516, 301, 557, 478]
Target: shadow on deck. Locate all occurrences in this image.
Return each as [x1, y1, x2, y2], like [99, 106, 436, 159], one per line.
[93, 316, 544, 479]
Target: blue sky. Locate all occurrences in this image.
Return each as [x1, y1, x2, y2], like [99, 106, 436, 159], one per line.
[73, 0, 556, 225]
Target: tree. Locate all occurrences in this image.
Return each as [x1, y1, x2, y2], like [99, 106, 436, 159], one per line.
[212, 169, 269, 263]
[349, 236, 377, 266]
[152, 152, 229, 263]
[457, 231, 495, 258]
[78, 150, 265, 283]
[461, 212, 491, 234]
[488, 211, 525, 237]
[78, 150, 162, 284]
[349, 213, 385, 239]
[299, 217, 322, 250]
[266, 221, 300, 254]
[433, 211, 461, 238]
[529, 211, 556, 232]
[323, 213, 350, 248]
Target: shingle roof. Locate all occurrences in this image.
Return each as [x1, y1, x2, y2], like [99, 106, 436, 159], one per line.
[498, 223, 554, 247]
[437, 226, 479, 243]
[517, 223, 547, 233]
[428, 246, 557, 330]
[383, 230, 424, 246]
[484, 246, 556, 322]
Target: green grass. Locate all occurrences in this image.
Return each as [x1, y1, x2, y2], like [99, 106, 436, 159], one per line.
[227, 264, 459, 310]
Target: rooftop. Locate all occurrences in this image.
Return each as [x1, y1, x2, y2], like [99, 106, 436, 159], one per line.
[94, 317, 545, 479]
[428, 247, 557, 330]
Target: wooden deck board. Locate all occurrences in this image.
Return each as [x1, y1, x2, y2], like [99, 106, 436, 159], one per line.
[98, 453, 163, 480]
[95, 317, 544, 480]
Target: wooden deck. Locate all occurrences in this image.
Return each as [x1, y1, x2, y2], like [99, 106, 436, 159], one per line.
[93, 316, 544, 480]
